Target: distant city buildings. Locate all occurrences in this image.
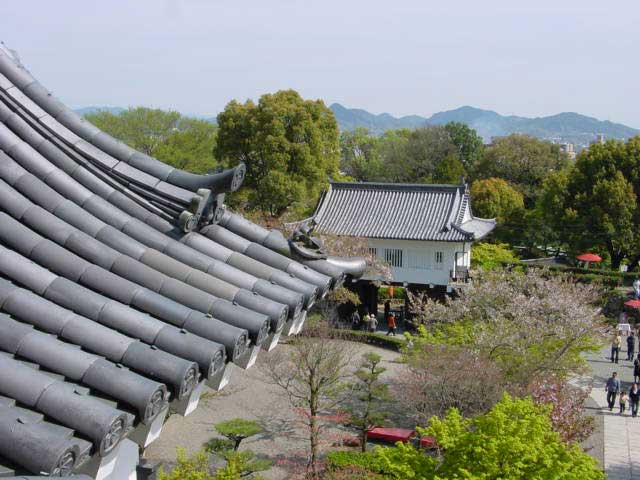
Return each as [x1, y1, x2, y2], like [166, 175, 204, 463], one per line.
[559, 143, 576, 160]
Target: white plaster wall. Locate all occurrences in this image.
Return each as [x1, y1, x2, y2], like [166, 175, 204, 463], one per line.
[368, 238, 470, 286]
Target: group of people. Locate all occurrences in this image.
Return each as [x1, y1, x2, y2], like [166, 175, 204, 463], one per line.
[610, 331, 636, 363]
[350, 310, 397, 336]
[605, 330, 640, 416]
[605, 372, 640, 416]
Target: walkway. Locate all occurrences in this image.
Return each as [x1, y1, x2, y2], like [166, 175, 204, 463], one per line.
[586, 343, 640, 479]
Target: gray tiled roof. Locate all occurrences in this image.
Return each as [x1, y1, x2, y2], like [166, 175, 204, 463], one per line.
[313, 182, 496, 241]
[0, 43, 358, 477]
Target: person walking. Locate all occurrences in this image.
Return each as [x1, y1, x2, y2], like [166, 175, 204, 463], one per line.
[606, 372, 621, 411]
[630, 383, 640, 417]
[612, 332, 622, 363]
[629, 332, 637, 361]
[361, 313, 370, 333]
[386, 313, 396, 336]
[351, 310, 361, 331]
[620, 391, 629, 414]
[369, 314, 378, 333]
[634, 354, 640, 383]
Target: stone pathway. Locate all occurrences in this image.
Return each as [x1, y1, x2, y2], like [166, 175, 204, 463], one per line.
[586, 344, 640, 479]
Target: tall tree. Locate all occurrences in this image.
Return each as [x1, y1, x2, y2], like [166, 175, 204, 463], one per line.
[216, 90, 340, 216]
[444, 122, 485, 175]
[538, 138, 640, 268]
[339, 127, 382, 181]
[476, 134, 569, 207]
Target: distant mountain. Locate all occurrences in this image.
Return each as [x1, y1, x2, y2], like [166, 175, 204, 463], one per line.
[75, 106, 125, 116]
[76, 104, 638, 148]
[330, 104, 639, 147]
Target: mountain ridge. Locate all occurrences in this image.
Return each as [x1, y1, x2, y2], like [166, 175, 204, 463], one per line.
[330, 103, 639, 146]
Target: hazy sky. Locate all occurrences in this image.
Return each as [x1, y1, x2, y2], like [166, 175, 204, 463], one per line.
[2, 1, 638, 126]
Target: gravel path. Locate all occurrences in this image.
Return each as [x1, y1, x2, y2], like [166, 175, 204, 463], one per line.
[145, 340, 404, 479]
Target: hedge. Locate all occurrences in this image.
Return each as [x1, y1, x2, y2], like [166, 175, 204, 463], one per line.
[301, 327, 406, 351]
[511, 262, 636, 287]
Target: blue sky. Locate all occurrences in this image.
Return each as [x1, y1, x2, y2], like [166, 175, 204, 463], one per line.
[2, 0, 638, 126]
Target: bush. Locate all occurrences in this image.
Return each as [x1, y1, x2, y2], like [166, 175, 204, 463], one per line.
[471, 242, 519, 271]
[327, 450, 376, 470]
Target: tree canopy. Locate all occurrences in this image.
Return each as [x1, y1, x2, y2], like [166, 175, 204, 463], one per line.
[476, 134, 570, 207]
[538, 137, 640, 268]
[329, 395, 603, 480]
[85, 107, 218, 174]
[215, 90, 340, 216]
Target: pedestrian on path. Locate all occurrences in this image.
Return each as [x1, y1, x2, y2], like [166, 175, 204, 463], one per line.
[351, 311, 361, 331]
[620, 391, 629, 414]
[606, 372, 621, 411]
[634, 354, 640, 383]
[386, 313, 396, 336]
[628, 332, 636, 361]
[612, 332, 622, 363]
[369, 314, 378, 333]
[629, 383, 640, 417]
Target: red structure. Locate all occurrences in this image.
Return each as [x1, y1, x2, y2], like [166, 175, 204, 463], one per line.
[367, 427, 415, 443]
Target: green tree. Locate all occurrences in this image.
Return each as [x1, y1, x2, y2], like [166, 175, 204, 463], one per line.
[348, 353, 390, 452]
[538, 138, 640, 269]
[339, 127, 382, 181]
[382, 126, 458, 183]
[476, 134, 569, 207]
[432, 154, 465, 184]
[216, 90, 340, 216]
[204, 419, 271, 478]
[157, 448, 256, 480]
[329, 395, 603, 480]
[86, 107, 181, 155]
[470, 242, 519, 271]
[443, 121, 484, 175]
[470, 178, 524, 223]
[85, 107, 218, 173]
[209, 418, 262, 451]
[152, 118, 218, 174]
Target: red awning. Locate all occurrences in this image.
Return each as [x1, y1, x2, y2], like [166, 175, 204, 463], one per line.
[577, 253, 602, 262]
[367, 427, 415, 443]
[625, 300, 640, 308]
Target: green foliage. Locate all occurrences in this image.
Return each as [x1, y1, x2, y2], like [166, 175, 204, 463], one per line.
[443, 121, 485, 175]
[470, 242, 519, 271]
[432, 153, 465, 183]
[327, 450, 377, 470]
[216, 90, 340, 215]
[537, 137, 640, 269]
[157, 449, 213, 480]
[302, 326, 406, 351]
[348, 353, 391, 451]
[378, 286, 405, 300]
[470, 178, 524, 223]
[85, 107, 218, 174]
[213, 418, 262, 451]
[420, 394, 604, 479]
[476, 134, 570, 207]
[331, 395, 603, 480]
[339, 127, 383, 181]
